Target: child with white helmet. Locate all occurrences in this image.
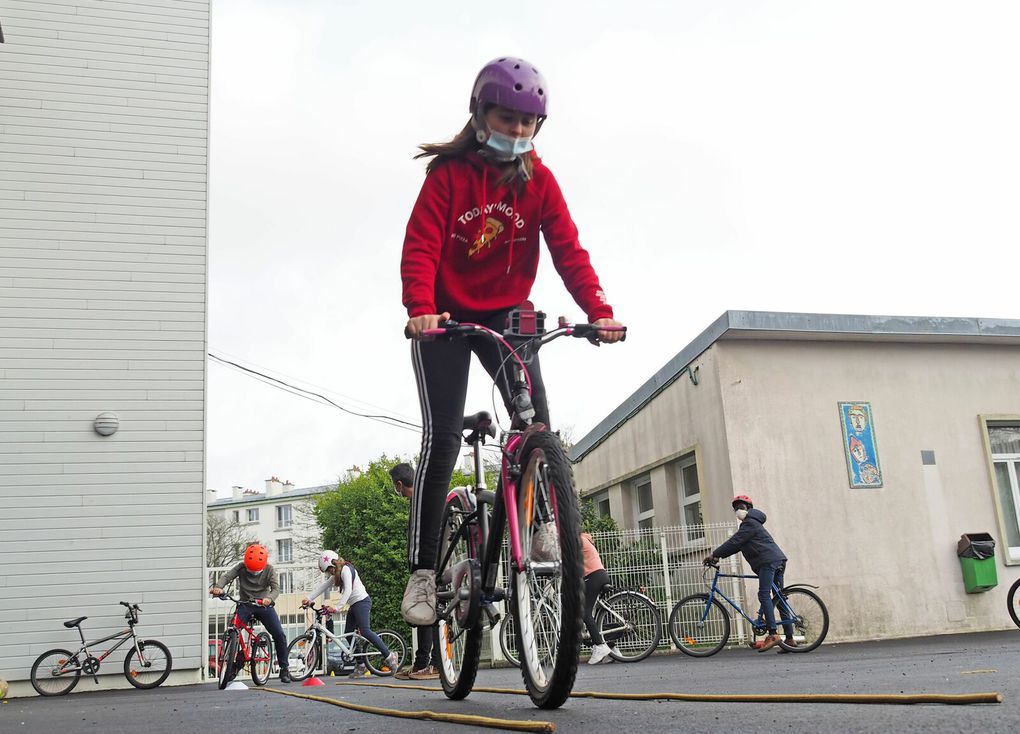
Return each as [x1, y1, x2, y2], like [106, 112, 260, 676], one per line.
[400, 56, 625, 626]
[302, 550, 398, 676]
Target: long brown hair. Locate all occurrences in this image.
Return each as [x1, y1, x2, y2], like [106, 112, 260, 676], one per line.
[415, 118, 533, 192]
[330, 555, 348, 588]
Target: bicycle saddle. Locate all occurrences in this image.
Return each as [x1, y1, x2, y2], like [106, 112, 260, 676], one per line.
[63, 617, 87, 628]
[462, 411, 496, 439]
[600, 584, 614, 595]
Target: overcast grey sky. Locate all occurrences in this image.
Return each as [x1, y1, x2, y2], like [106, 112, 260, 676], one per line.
[206, 0, 1020, 495]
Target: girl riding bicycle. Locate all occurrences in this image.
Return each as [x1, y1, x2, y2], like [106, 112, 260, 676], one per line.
[302, 550, 399, 676]
[400, 56, 624, 626]
[581, 532, 614, 664]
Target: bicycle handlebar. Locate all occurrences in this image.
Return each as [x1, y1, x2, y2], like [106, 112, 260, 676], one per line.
[414, 319, 626, 344]
[212, 591, 274, 607]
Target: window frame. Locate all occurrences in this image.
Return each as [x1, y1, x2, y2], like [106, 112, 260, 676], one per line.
[632, 475, 654, 530]
[246, 507, 259, 524]
[676, 456, 704, 545]
[276, 504, 293, 530]
[276, 538, 293, 564]
[981, 416, 1020, 565]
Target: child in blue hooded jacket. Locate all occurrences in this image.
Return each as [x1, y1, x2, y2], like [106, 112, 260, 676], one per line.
[705, 495, 794, 651]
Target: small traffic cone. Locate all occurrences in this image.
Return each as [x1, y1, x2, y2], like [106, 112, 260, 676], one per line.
[224, 680, 249, 691]
[302, 676, 326, 687]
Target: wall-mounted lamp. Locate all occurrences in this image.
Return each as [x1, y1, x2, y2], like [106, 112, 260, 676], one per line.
[94, 412, 120, 436]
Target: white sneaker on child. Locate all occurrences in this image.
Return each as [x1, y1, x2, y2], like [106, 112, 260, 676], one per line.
[531, 522, 559, 562]
[588, 643, 613, 665]
[401, 569, 437, 626]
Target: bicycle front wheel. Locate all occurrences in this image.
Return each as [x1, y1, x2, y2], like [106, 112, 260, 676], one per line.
[30, 648, 81, 696]
[124, 639, 172, 689]
[286, 633, 319, 681]
[435, 492, 483, 699]
[498, 612, 520, 667]
[217, 630, 238, 689]
[511, 431, 584, 710]
[250, 632, 273, 686]
[364, 630, 407, 676]
[775, 588, 829, 652]
[1008, 579, 1020, 629]
[668, 594, 730, 657]
[596, 591, 662, 662]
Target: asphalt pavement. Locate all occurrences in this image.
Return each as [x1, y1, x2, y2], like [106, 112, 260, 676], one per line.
[4, 630, 1019, 734]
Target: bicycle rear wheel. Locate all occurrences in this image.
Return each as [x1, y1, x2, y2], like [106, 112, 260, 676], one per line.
[775, 588, 829, 652]
[498, 612, 520, 667]
[668, 594, 730, 657]
[511, 431, 583, 709]
[30, 648, 81, 696]
[596, 590, 662, 662]
[217, 630, 238, 689]
[250, 632, 272, 686]
[286, 633, 319, 681]
[124, 639, 172, 689]
[364, 630, 406, 676]
[435, 492, 483, 699]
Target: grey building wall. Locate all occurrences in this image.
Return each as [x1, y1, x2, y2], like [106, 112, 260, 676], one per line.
[0, 0, 209, 693]
[573, 322, 1020, 643]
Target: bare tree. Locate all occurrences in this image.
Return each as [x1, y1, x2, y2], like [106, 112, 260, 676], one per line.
[206, 514, 260, 569]
[291, 496, 327, 563]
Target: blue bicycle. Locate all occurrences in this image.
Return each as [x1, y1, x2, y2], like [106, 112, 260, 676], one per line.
[668, 561, 829, 657]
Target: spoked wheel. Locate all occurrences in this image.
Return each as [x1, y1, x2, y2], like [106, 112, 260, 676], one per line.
[250, 632, 273, 686]
[668, 594, 730, 657]
[511, 431, 584, 709]
[498, 612, 520, 667]
[124, 639, 173, 689]
[774, 588, 829, 652]
[1008, 579, 1020, 629]
[286, 633, 319, 681]
[435, 492, 483, 699]
[596, 591, 662, 662]
[364, 630, 407, 676]
[30, 649, 81, 696]
[217, 630, 238, 689]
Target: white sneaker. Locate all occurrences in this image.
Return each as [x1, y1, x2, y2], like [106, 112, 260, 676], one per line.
[385, 651, 400, 671]
[588, 643, 612, 665]
[531, 522, 559, 562]
[401, 569, 437, 626]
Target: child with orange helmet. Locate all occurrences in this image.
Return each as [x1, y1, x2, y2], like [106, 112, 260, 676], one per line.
[210, 543, 293, 682]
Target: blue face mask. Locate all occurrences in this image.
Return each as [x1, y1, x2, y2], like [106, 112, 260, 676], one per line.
[484, 130, 533, 160]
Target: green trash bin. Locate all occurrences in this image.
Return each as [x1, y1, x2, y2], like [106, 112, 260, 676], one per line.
[957, 533, 997, 593]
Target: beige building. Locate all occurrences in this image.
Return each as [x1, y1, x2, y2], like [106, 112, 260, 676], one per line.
[571, 311, 1020, 642]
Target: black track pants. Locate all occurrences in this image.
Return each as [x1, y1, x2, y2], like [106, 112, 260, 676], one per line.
[408, 311, 549, 572]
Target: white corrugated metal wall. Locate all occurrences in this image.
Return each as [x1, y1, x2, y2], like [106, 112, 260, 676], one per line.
[0, 0, 210, 695]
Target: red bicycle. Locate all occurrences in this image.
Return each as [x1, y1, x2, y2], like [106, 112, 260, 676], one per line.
[214, 592, 274, 689]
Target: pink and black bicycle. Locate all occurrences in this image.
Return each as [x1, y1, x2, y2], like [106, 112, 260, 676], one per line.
[425, 305, 624, 709]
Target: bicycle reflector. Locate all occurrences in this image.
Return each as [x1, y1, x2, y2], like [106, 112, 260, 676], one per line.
[506, 302, 545, 336]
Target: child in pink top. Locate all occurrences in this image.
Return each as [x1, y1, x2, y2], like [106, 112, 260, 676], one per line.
[581, 533, 613, 664]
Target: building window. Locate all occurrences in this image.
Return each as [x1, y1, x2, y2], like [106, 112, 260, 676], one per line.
[276, 505, 293, 529]
[676, 458, 703, 542]
[231, 510, 240, 523]
[276, 538, 293, 563]
[588, 491, 611, 520]
[987, 423, 1020, 562]
[634, 476, 654, 530]
[246, 508, 259, 523]
[279, 571, 294, 594]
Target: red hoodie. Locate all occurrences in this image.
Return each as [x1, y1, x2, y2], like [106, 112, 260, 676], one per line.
[401, 152, 613, 323]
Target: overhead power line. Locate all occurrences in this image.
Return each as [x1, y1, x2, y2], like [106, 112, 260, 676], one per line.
[208, 352, 422, 433]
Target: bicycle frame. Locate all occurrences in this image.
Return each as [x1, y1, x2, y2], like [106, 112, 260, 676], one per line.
[65, 629, 140, 675]
[702, 568, 794, 629]
[304, 613, 379, 661]
[228, 608, 260, 662]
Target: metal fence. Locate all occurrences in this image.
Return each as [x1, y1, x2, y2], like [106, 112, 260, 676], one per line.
[204, 521, 750, 677]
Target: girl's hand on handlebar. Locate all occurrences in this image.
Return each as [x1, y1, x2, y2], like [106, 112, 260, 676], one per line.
[209, 586, 223, 597]
[323, 605, 337, 614]
[405, 312, 451, 340]
[594, 318, 625, 344]
[300, 598, 312, 608]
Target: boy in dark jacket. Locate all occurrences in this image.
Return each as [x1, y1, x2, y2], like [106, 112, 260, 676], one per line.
[705, 495, 794, 652]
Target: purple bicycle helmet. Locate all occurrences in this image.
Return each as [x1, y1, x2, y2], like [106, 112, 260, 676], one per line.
[470, 57, 548, 118]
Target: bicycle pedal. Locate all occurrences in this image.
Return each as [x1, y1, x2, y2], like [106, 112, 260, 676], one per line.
[482, 603, 501, 627]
